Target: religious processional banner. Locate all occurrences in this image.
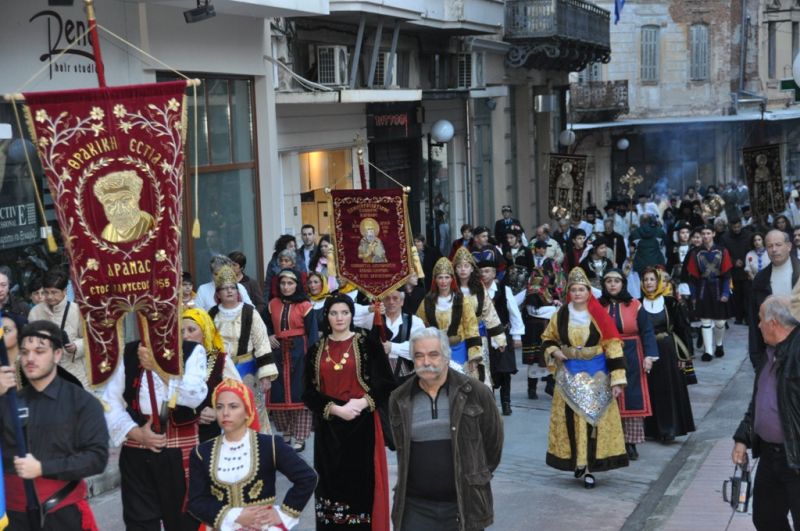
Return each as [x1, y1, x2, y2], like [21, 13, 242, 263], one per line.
[548, 154, 587, 221]
[330, 188, 414, 299]
[742, 144, 784, 226]
[23, 80, 190, 385]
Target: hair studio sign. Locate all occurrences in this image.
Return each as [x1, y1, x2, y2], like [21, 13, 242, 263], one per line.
[30, 8, 97, 79]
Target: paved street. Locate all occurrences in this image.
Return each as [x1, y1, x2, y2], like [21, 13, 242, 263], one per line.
[90, 323, 755, 530]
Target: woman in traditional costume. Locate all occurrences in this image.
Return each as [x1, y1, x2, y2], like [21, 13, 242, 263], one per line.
[541, 267, 628, 488]
[598, 269, 659, 460]
[188, 379, 317, 530]
[416, 257, 482, 376]
[210, 264, 278, 432]
[307, 271, 331, 337]
[182, 307, 242, 443]
[640, 267, 696, 442]
[266, 269, 318, 452]
[308, 235, 339, 291]
[302, 294, 395, 530]
[452, 247, 507, 381]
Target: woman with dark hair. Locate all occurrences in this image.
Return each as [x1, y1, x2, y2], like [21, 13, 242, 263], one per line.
[267, 249, 308, 302]
[266, 269, 318, 452]
[541, 267, 628, 488]
[307, 271, 332, 335]
[774, 214, 793, 237]
[745, 232, 769, 280]
[264, 234, 305, 301]
[598, 270, 659, 460]
[308, 235, 337, 288]
[640, 267, 696, 442]
[302, 294, 395, 530]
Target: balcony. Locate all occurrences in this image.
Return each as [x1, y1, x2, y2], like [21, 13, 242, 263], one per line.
[504, 0, 611, 71]
[569, 80, 628, 122]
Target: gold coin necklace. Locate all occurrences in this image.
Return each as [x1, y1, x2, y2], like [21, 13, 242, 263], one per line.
[325, 338, 353, 371]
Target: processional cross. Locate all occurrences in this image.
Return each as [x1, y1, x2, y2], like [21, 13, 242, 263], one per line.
[620, 166, 643, 200]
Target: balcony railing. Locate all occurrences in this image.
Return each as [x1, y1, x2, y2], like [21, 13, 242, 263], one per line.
[505, 0, 611, 71]
[569, 80, 629, 122]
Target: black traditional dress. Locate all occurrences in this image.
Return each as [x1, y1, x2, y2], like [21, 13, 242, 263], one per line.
[302, 332, 395, 530]
[640, 295, 696, 440]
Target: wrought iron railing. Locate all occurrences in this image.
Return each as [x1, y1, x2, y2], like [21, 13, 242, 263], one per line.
[569, 80, 629, 120]
[505, 0, 610, 47]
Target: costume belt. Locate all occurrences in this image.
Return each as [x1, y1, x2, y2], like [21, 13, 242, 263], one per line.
[655, 332, 691, 361]
[276, 328, 305, 339]
[451, 341, 468, 364]
[561, 345, 604, 359]
[234, 352, 256, 377]
[556, 352, 613, 426]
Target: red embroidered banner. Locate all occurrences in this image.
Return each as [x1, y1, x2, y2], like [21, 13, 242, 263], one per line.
[23, 81, 189, 385]
[330, 188, 413, 299]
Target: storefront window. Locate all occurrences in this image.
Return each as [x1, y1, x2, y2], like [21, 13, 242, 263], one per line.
[424, 141, 452, 256]
[159, 73, 261, 285]
[299, 149, 353, 235]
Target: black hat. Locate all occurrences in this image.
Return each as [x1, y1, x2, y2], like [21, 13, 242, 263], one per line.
[674, 221, 692, 232]
[741, 205, 751, 213]
[472, 248, 498, 269]
[19, 320, 63, 349]
[507, 224, 523, 237]
[501, 205, 512, 212]
[604, 201, 618, 211]
[533, 240, 549, 249]
[473, 225, 490, 236]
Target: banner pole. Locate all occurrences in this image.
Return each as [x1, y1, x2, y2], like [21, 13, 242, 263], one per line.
[84, 0, 107, 88]
[357, 148, 367, 190]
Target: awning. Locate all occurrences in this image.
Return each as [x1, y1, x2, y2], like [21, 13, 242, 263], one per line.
[572, 107, 800, 130]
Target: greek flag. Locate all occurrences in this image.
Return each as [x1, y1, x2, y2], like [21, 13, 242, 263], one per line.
[615, 0, 625, 24]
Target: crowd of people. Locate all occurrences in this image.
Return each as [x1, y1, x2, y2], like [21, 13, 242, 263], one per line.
[1, 182, 800, 529]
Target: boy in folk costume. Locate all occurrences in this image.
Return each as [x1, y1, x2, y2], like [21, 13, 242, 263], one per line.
[684, 224, 733, 362]
[416, 257, 482, 377]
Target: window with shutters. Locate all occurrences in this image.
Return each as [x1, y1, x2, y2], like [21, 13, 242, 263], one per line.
[640, 26, 659, 84]
[577, 62, 602, 83]
[689, 24, 709, 81]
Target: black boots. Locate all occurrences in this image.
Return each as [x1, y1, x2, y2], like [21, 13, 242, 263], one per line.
[500, 375, 512, 415]
[714, 345, 725, 358]
[544, 375, 555, 396]
[501, 402, 512, 416]
[625, 443, 639, 460]
[527, 378, 538, 399]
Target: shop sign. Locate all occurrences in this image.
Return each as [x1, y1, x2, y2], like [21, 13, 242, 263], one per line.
[0, 195, 39, 250]
[29, 6, 97, 80]
[366, 103, 420, 140]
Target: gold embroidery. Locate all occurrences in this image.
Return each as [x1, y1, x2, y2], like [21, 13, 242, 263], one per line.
[281, 503, 303, 518]
[93, 170, 156, 243]
[352, 333, 370, 393]
[248, 479, 263, 499]
[210, 485, 224, 501]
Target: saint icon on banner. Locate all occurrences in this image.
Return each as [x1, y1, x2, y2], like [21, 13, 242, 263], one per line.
[93, 170, 155, 243]
[358, 217, 387, 263]
[556, 162, 575, 210]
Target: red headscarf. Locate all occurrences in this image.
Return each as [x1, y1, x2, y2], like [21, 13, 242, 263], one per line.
[212, 378, 260, 432]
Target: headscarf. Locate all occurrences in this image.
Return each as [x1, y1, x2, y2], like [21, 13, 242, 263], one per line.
[277, 268, 308, 303]
[212, 378, 260, 431]
[307, 272, 330, 302]
[641, 266, 673, 300]
[598, 269, 633, 305]
[182, 307, 224, 354]
[564, 267, 620, 342]
[321, 293, 356, 336]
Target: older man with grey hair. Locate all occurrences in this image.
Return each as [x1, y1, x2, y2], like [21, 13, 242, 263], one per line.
[388, 327, 503, 531]
[733, 294, 800, 530]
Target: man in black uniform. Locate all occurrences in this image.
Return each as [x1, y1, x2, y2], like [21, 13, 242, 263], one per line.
[0, 320, 108, 530]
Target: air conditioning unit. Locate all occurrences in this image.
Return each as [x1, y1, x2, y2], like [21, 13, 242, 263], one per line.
[376, 52, 398, 87]
[317, 45, 349, 86]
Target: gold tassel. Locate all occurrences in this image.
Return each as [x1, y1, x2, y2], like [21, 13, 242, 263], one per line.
[191, 218, 200, 239]
[326, 250, 336, 278]
[46, 232, 57, 253]
[411, 246, 425, 279]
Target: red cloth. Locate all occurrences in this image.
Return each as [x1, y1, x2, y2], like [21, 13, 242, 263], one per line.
[319, 338, 363, 401]
[23, 81, 190, 385]
[4, 475, 97, 530]
[371, 414, 390, 531]
[212, 379, 261, 432]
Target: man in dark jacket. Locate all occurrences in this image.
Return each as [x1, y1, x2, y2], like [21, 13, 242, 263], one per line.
[733, 295, 800, 530]
[722, 219, 752, 324]
[493, 205, 523, 244]
[749, 230, 800, 369]
[630, 214, 666, 274]
[389, 327, 503, 531]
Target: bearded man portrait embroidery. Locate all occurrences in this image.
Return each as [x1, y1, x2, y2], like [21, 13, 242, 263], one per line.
[93, 170, 156, 243]
[357, 217, 387, 263]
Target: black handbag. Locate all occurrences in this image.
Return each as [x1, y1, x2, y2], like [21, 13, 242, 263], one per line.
[722, 457, 752, 513]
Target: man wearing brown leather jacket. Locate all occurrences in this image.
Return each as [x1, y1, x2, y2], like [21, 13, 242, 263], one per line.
[389, 327, 503, 531]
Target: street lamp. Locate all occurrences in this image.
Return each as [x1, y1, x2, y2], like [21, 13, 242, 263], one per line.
[427, 119, 454, 247]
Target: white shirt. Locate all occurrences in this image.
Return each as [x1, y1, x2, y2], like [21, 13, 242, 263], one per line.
[217, 434, 299, 530]
[103, 344, 208, 446]
[771, 260, 793, 296]
[486, 282, 525, 339]
[195, 282, 253, 312]
[359, 312, 425, 361]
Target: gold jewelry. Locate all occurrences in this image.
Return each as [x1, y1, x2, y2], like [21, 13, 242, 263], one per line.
[324, 338, 353, 371]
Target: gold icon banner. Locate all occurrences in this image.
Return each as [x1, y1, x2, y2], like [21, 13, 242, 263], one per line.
[23, 80, 190, 385]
